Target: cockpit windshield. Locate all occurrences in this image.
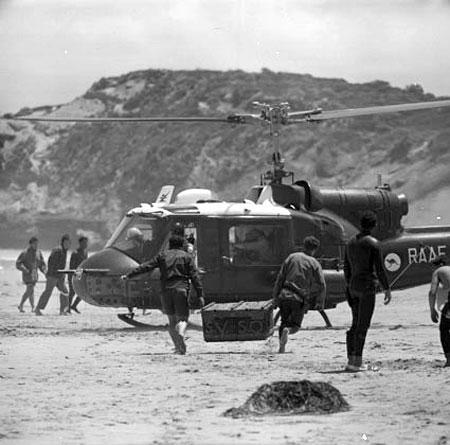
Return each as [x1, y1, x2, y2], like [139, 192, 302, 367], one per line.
[105, 215, 163, 262]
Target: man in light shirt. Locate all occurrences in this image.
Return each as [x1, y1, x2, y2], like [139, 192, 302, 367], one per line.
[272, 236, 326, 353]
[429, 254, 450, 368]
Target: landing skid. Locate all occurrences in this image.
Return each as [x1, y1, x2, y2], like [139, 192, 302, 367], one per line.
[318, 310, 333, 328]
[273, 308, 333, 328]
[117, 313, 157, 329]
[117, 312, 203, 331]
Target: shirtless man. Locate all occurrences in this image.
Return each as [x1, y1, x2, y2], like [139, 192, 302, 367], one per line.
[429, 254, 450, 368]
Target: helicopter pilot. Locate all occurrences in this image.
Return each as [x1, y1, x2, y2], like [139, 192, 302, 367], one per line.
[232, 227, 273, 265]
[126, 227, 145, 260]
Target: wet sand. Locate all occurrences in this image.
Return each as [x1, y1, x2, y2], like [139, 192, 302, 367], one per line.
[1, 266, 449, 445]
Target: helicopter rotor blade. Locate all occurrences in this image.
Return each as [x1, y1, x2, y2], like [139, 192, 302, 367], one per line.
[11, 116, 230, 123]
[5, 99, 450, 126]
[7, 114, 263, 125]
[289, 99, 450, 123]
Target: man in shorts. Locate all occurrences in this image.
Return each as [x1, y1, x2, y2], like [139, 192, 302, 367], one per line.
[16, 236, 47, 312]
[429, 254, 450, 368]
[122, 235, 204, 354]
[272, 236, 326, 353]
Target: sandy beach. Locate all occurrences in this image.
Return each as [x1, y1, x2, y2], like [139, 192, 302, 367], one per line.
[1, 259, 449, 445]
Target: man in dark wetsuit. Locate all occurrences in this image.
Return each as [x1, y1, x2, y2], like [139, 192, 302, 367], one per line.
[344, 211, 392, 372]
[68, 236, 88, 314]
[272, 236, 326, 353]
[428, 255, 450, 368]
[122, 235, 204, 354]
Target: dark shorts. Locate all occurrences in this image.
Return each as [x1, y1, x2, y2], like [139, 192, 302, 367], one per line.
[279, 299, 306, 331]
[162, 288, 189, 320]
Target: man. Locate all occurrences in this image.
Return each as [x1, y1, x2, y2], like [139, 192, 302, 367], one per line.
[272, 236, 326, 353]
[428, 254, 450, 368]
[126, 227, 145, 261]
[15, 236, 47, 312]
[35, 234, 71, 316]
[172, 222, 195, 255]
[344, 211, 392, 372]
[122, 235, 204, 354]
[68, 236, 88, 314]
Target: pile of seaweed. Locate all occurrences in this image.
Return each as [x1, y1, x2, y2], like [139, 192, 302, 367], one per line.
[223, 380, 350, 418]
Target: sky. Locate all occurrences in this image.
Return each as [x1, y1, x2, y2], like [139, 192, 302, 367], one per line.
[0, 0, 449, 113]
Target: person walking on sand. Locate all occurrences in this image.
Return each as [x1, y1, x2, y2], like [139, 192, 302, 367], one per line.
[344, 211, 392, 372]
[428, 254, 450, 368]
[35, 234, 71, 316]
[121, 235, 205, 354]
[67, 236, 88, 314]
[15, 236, 47, 312]
[272, 236, 326, 353]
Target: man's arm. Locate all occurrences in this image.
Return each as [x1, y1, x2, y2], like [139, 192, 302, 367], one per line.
[187, 257, 204, 306]
[47, 250, 58, 276]
[373, 243, 392, 305]
[125, 255, 160, 279]
[38, 251, 47, 275]
[69, 252, 77, 270]
[428, 270, 440, 323]
[16, 251, 29, 273]
[272, 261, 287, 307]
[313, 264, 327, 310]
[343, 247, 351, 284]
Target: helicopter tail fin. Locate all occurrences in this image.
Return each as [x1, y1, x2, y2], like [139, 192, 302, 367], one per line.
[154, 185, 175, 207]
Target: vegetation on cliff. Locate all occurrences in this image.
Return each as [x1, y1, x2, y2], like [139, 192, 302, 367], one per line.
[1, 69, 449, 247]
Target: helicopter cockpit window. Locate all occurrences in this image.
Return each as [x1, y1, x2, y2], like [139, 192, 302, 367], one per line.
[106, 216, 157, 262]
[228, 225, 284, 266]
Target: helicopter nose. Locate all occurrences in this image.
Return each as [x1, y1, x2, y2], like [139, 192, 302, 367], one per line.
[72, 248, 140, 306]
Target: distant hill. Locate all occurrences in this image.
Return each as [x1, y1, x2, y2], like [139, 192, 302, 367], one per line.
[1, 68, 449, 249]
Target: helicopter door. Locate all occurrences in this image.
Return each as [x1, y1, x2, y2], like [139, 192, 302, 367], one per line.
[220, 221, 289, 301]
[194, 218, 221, 299]
[168, 218, 222, 301]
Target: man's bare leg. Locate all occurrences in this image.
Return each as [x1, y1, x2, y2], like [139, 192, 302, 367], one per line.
[167, 315, 182, 353]
[175, 320, 187, 354]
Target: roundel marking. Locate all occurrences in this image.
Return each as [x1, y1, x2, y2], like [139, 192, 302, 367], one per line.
[384, 253, 401, 272]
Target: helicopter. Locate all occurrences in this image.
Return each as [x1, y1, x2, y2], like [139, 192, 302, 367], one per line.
[8, 98, 450, 329]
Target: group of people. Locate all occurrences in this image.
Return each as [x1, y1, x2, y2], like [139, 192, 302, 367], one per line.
[16, 234, 89, 315]
[273, 210, 448, 370]
[16, 214, 450, 368]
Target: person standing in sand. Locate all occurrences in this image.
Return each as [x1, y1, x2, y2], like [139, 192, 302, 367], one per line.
[15, 236, 47, 312]
[344, 211, 392, 372]
[35, 234, 71, 316]
[428, 254, 450, 368]
[67, 235, 88, 314]
[121, 235, 205, 354]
